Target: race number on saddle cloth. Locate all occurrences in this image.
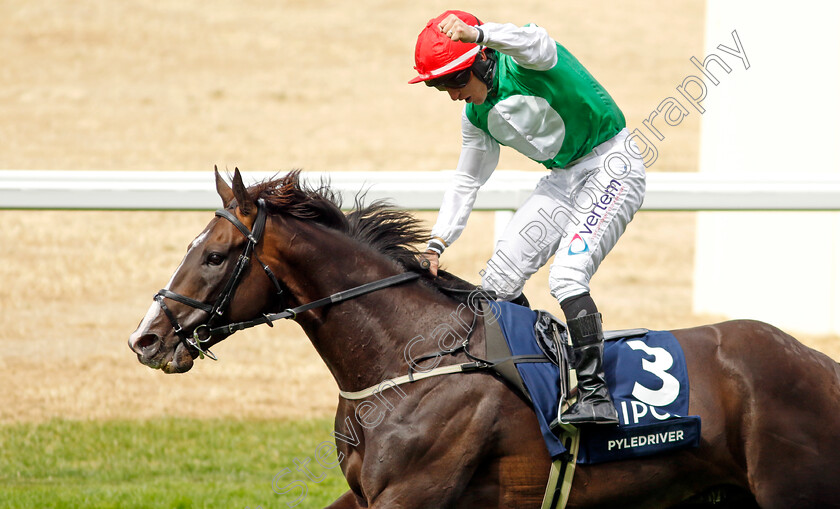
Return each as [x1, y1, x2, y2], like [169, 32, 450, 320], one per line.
[487, 300, 700, 464]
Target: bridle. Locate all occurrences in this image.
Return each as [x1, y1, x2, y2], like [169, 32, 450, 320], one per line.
[155, 199, 283, 360]
[153, 199, 421, 361]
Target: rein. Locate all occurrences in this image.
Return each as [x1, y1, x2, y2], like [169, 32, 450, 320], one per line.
[209, 271, 421, 337]
[154, 199, 421, 361]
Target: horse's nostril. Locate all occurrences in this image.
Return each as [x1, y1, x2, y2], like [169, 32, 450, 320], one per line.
[131, 333, 161, 357]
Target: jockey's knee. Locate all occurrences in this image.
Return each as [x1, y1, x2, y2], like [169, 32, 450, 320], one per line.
[481, 267, 525, 301]
[549, 267, 590, 304]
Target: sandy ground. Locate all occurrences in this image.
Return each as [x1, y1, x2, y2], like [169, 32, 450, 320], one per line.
[1, 0, 837, 424]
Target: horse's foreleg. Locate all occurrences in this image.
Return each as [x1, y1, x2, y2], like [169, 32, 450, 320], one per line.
[325, 490, 363, 509]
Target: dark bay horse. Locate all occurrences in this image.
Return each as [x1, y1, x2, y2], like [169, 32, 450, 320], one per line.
[129, 169, 840, 508]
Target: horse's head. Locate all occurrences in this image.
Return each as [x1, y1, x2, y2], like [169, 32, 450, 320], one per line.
[129, 168, 470, 378]
[128, 168, 284, 373]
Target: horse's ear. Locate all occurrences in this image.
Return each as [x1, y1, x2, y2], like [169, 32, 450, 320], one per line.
[215, 166, 235, 208]
[231, 167, 256, 217]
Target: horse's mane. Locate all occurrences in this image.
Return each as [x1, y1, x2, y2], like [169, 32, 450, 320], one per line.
[247, 171, 476, 293]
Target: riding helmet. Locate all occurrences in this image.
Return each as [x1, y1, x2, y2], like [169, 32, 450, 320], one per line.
[408, 10, 496, 89]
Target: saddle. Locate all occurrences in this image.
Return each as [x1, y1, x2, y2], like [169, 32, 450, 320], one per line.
[486, 303, 649, 409]
[481, 300, 701, 509]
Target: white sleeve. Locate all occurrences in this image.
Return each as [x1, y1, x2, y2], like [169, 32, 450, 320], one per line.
[430, 109, 500, 247]
[478, 22, 558, 71]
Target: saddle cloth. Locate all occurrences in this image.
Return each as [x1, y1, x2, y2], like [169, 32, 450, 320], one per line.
[485, 300, 701, 464]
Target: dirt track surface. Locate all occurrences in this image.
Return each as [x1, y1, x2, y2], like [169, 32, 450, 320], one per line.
[2, 1, 837, 424]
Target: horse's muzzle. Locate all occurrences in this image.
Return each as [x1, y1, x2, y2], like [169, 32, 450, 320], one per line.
[129, 331, 161, 359]
[128, 331, 195, 373]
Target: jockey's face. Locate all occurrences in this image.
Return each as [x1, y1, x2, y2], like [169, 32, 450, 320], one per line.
[441, 73, 488, 105]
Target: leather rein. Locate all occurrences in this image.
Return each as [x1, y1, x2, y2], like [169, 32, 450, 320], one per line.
[154, 199, 420, 361]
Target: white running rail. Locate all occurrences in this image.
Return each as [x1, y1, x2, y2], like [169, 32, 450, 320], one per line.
[1, 170, 839, 211]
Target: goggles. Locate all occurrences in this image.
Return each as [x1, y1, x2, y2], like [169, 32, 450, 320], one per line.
[425, 67, 472, 90]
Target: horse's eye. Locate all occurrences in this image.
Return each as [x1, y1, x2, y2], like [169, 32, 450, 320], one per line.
[206, 252, 226, 266]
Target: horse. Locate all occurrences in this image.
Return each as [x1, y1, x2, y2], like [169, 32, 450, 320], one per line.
[129, 169, 840, 508]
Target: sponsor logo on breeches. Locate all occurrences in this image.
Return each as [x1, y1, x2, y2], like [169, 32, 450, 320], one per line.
[578, 178, 622, 235]
[568, 178, 623, 255]
[481, 171, 627, 293]
[515, 177, 625, 257]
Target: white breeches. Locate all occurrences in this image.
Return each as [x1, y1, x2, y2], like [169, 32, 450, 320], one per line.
[481, 128, 646, 303]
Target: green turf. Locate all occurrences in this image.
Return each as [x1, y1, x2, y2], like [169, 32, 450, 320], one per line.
[0, 418, 349, 508]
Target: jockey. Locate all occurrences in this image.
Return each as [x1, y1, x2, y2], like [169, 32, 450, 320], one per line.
[411, 10, 647, 425]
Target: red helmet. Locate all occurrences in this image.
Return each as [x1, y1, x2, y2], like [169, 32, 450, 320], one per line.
[408, 10, 483, 84]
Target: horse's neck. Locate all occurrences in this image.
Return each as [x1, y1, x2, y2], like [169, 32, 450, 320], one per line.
[275, 222, 461, 392]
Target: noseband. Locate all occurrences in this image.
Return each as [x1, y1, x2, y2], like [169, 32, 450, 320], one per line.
[155, 199, 284, 360]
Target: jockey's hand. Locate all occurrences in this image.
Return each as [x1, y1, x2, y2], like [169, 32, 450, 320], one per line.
[438, 14, 480, 43]
[419, 251, 440, 276]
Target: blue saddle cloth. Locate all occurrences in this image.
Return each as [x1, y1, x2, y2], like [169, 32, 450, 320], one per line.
[489, 301, 700, 464]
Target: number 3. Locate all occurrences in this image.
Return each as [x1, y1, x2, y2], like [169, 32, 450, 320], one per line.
[626, 340, 680, 407]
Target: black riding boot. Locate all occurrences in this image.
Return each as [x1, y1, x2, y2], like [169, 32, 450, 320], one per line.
[560, 313, 619, 425]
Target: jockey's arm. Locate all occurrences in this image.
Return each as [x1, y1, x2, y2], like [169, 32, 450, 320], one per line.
[426, 110, 499, 269]
[480, 22, 559, 70]
[440, 14, 557, 71]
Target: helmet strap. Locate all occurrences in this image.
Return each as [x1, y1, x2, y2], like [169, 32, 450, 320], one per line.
[471, 48, 497, 91]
